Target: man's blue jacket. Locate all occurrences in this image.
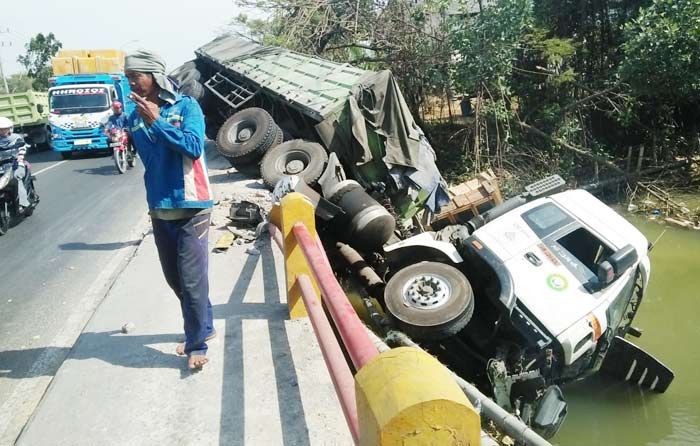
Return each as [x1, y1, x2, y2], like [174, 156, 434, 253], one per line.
[128, 94, 213, 210]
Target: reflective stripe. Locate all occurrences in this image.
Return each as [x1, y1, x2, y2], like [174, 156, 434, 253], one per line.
[625, 360, 637, 381]
[650, 376, 659, 391]
[637, 368, 648, 386]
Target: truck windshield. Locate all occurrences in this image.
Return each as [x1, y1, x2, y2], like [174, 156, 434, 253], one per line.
[49, 87, 110, 114]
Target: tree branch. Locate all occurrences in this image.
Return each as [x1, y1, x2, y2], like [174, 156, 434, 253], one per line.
[559, 86, 619, 116]
[516, 120, 627, 175]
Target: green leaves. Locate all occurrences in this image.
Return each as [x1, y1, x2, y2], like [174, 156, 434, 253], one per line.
[620, 0, 700, 100]
[450, 0, 534, 94]
[16, 33, 62, 91]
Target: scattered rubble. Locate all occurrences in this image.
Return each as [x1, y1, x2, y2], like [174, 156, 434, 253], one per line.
[214, 232, 236, 252]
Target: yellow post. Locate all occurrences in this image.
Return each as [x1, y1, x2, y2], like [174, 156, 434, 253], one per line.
[356, 347, 481, 446]
[279, 192, 320, 319]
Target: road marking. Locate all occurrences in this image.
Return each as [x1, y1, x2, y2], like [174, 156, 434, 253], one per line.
[0, 213, 150, 442]
[33, 161, 67, 176]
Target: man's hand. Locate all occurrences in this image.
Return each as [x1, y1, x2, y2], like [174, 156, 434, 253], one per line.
[131, 94, 160, 125]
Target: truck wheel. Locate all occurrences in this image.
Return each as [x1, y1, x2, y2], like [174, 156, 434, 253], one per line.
[170, 60, 201, 85]
[383, 261, 474, 340]
[216, 108, 278, 165]
[181, 80, 206, 102]
[260, 139, 328, 188]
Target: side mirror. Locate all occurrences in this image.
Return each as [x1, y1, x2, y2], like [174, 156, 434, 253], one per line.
[597, 244, 638, 285]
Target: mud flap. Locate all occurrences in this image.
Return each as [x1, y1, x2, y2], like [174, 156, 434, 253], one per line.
[600, 336, 674, 393]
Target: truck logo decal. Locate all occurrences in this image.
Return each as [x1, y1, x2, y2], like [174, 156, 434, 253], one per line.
[538, 243, 560, 266]
[51, 88, 107, 96]
[546, 273, 568, 291]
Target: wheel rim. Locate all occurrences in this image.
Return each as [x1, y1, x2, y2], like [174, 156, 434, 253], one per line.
[276, 149, 310, 175]
[401, 273, 452, 309]
[229, 119, 257, 144]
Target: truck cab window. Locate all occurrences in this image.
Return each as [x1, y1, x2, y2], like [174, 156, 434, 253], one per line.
[556, 227, 613, 276]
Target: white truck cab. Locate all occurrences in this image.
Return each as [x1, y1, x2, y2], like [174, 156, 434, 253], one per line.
[381, 176, 673, 438]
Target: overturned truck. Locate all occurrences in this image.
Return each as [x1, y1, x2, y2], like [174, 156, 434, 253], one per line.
[174, 35, 675, 439]
[173, 34, 447, 224]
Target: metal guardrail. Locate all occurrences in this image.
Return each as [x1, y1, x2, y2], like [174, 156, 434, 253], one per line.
[268, 192, 480, 446]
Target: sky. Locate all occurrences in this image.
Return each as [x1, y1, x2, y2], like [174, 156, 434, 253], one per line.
[0, 0, 254, 76]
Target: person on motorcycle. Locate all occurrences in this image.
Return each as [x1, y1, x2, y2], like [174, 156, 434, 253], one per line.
[105, 101, 135, 158]
[0, 117, 30, 211]
[106, 101, 128, 131]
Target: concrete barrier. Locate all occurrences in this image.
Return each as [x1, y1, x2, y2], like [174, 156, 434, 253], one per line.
[356, 347, 481, 445]
[270, 191, 482, 445]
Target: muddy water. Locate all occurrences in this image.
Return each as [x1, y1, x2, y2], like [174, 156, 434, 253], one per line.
[553, 215, 700, 446]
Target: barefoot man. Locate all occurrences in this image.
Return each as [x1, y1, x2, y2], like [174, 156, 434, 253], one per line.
[125, 50, 215, 370]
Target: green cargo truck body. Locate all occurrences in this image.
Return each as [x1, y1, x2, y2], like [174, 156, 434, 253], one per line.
[192, 35, 448, 218]
[0, 90, 50, 149]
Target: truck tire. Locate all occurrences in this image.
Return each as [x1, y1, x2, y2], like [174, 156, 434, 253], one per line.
[216, 108, 278, 165]
[28, 127, 49, 151]
[260, 139, 328, 188]
[170, 60, 201, 85]
[180, 80, 206, 102]
[383, 261, 474, 340]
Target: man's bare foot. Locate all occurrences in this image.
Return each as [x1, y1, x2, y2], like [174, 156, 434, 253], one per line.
[188, 354, 208, 370]
[176, 330, 217, 356]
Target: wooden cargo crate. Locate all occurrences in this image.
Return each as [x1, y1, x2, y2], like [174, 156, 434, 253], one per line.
[430, 170, 503, 229]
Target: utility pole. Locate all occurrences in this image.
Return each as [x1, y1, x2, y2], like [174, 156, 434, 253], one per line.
[0, 28, 11, 94]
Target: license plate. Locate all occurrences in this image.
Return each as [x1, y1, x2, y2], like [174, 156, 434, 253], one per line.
[73, 138, 92, 146]
[109, 142, 122, 147]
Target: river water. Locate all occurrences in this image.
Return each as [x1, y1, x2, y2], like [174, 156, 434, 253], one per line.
[553, 215, 700, 446]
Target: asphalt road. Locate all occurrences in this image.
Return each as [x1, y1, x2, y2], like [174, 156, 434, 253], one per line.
[0, 149, 148, 444]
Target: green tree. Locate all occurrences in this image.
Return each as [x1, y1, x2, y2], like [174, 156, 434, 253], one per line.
[620, 0, 700, 163]
[17, 33, 62, 90]
[620, 0, 700, 98]
[2, 73, 35, 94]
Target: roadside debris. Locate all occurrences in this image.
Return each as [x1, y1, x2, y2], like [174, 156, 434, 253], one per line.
[121, 322, 135, 334]
[229, 200, 264, 226]
[627, 182, 700, 230]
[214, 232, 235, 252]
[227, 226, 256, 242]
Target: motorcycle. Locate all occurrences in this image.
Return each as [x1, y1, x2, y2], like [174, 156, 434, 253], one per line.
[0, 141, 40, 236]
[108, 127, 135, 174]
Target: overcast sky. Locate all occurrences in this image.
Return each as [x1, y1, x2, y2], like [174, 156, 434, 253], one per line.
[0, 0, 251, 76]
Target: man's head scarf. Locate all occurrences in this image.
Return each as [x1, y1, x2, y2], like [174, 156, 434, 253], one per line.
[124, 50, 177, 104]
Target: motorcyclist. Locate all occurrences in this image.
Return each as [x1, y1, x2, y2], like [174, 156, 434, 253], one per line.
[106, 101, 128, 131]
[0, 117, 30, 211]
[105, 101, 135, 156]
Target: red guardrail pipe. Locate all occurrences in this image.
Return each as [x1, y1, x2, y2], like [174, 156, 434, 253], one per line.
[297, 274, 359, 444]
[292, 222, 379, 370]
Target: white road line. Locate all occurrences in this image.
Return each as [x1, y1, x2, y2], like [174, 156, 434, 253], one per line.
[33, 160, 67, 176]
